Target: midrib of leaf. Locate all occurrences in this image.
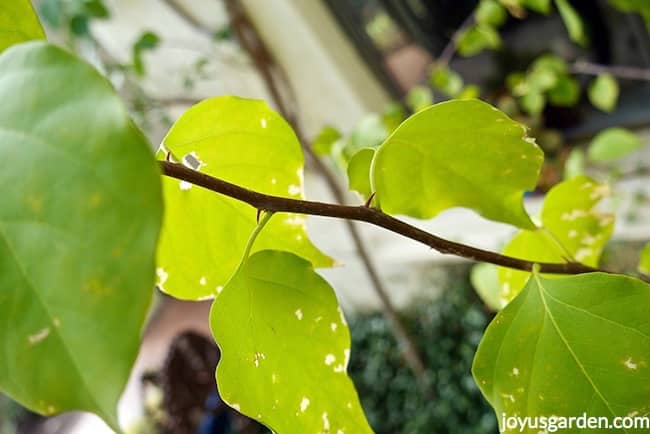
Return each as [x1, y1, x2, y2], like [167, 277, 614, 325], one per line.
[0, 223, 119, 430]
[533, 273, 623, 428]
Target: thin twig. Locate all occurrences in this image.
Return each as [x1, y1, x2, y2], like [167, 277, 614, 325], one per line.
[570, 61, 650, 81]
[437, 12, 475, 68]
[161, 161, 602, 276]
[223, 0, 429, 380]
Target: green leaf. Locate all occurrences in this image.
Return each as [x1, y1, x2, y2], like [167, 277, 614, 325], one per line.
[588, 127, 642, 162]
[609, 0, 650, 30]
[457, 84, 481, 99]
[563, 148, 586, 179]
[132, 31, 160, 75]
[457, 24, 501, 56]
[522, 0, 552, 13]
[405, 85, 434, 112]
[519, 90, 545, 116]
[470, 263, 504, 311]
[347, 148, 375, 199]
[211, 250, 373, 434]
[382, 102, 407, 133]
[639, 243, 650, 275]
[588, 74, 620, 112]
[498, 176, 614, 302]
[0, 42, 162, 430]
[157, 96, 333, 300]
[312, 125, 342, 156]
[547, 75, 580, 106]
[555, 0, 588, 46]
[372, 99, 543, 229]
[0, 0, 45, 52]
[473, 272, 650, 431]
[430, 66, 464, 97]
[476, 0, 508, 27]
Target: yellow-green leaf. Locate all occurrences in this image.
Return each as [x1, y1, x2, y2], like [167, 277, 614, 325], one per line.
[157, 96, 332, 300]
[372, 99, 543, 229]
[347, 148, 375, 199]
[498, 176, 614, 302]
[0, 0, 45, 52]
[588, 127, 641, 162]
[588, 73, 619, 112]
[211, 250, 373, 434]
[639, 243, 650, 275]
[555, 0, 588, 46]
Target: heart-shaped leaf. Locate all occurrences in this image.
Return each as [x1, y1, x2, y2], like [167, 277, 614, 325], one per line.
[372, 99, 543, 229]
[474, 272, 650, 432]
[0, 1, 44, 52]
[157, 96, 332, 300]
[211, 250, 373, 434]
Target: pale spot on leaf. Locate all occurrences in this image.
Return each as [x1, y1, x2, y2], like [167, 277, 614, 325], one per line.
[28, 327, 50, 345]
[179, 180, 192, 190]
[199, 276, 207, 286]
[295, 309, 303, 320]
[300, 397, 310, 412]
[325, 354, 336, 365]
[624, 357, 638, 370]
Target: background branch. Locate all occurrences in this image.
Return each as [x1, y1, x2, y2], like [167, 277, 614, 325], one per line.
[570, 60, 650, 81]
[223, 0, 429, 382]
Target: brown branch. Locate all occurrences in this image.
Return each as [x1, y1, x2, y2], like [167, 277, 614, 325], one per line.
[570, 61, 650, 81]
[161, 161, 601, 276]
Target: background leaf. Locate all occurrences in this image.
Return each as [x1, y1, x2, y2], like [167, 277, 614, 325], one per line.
[157, 96, 332, 300]
[372, 99, 543, 229]
[498, 176, 614, 302]
[470, 263, 503, 311]
[588, 74, 619, 112]
[555, 0, 588, 46]
[588, 127, 642, 162]
[0, 0, 45, 52]
[474, 272, 650, 432]
[0, 42, 162, 430]
[211, 250, 373, 434]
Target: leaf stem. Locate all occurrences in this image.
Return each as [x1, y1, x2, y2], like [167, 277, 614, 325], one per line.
[241, 210, 274, 262]
[160, 161, 601, 275]
[570, 61, 650, 81]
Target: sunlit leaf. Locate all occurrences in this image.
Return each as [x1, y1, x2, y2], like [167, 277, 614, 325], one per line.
[588, 74, 619, 112]
[0, 42, 162, 430]
[157, 96, 333, 300]
[474, 272, 650, 432]
[372, 99, 543, 229]
[588, 127, 641, 162]
[555, 0, 588, 46]
[347, 148, 375, 199]
[498, 176, 614, 302]
[0, 0, 45, 52]
[211, 250, 373, 434]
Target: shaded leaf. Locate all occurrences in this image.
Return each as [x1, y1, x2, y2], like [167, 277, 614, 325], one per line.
[555, 0, 588, 46]
[547, 75, 580, 106]
[0, 42, 162, 430]
[0, 0, 45, 52]
[588, 127, 642, 162]
[430, 66, 464, 97]
[476, 0, 508, 27]
[372, 99, 543, 229]
[347, 148, 375, 199]
[157, 96, 332, 300]
[132, 31, 160, 75]
[470, 263, 503, 311]
[312, 125, 341, 156]
[498, 176, 614, 302]
[211, 250, 373, 434]
[458, 24, 501, 56]
[474, 272, 650, 432]
[405, 85, 434, 112]
[519, 90, 545, 116]
[588, 73, 619, 112]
